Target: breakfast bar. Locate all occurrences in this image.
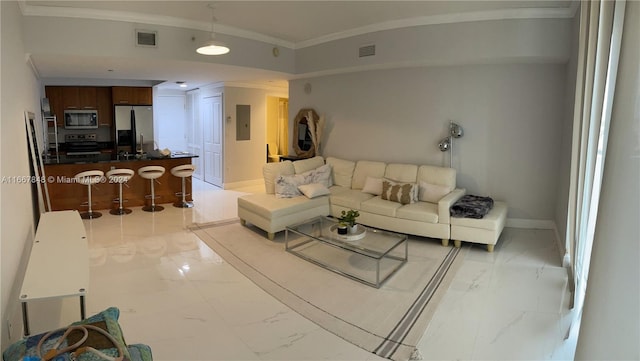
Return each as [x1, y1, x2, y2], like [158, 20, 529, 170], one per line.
[43, 153, 198, 212]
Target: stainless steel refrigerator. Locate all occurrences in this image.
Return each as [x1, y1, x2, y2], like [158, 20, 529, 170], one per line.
[114, 105, 154, 154]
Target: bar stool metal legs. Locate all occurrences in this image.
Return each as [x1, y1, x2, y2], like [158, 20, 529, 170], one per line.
[74, 170, 104, 219]
[106, 169, 134, 215]
[170, 164, 196, 208]
[138, 166, 166, 212]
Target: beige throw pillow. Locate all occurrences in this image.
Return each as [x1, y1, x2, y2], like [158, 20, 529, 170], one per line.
[418, 181, 451, 203]
[361, 176, 383, 195]
[298, 183, 330, 198]
[381, 179, 418, 205]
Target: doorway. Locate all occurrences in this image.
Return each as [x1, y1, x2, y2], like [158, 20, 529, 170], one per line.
[186, 90, 223, 187]
[266, 96, 288, 162]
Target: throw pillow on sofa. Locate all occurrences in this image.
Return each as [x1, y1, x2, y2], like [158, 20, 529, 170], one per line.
[309, 164, 333, 187]
[275, 174, 304, 198]
[361, 176, 383, 195]
[275, 164, 333, 198]
[298, 183, 331, 198]
[418, 181, 452, 203]
[381, 179, 418, 205]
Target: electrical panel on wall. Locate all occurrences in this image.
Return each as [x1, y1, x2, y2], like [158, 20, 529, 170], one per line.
[236, 104, 251, 141]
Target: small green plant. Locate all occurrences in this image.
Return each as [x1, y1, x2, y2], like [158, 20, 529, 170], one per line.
[338, 209, 360, 227]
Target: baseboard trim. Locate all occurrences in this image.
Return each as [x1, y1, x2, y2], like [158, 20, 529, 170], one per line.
[506, 218, 556, 229]
[223, 178, 263, 190]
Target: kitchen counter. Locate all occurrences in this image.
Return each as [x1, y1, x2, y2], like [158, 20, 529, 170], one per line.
[43, 153, 199, 212]
[43, 152, 197, 165]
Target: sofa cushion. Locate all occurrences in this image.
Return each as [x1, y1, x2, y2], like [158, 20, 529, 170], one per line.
[361, 176, 383, 195]
[352, 160, 387, 190]
[361, 197, 402, 217]
[330, 188, 375, 210]
[298, 183, 330, 199]
[418, 181, 451, 203]
[450, 201, 508, 231]
[326, 157, 356, 188]
[385, 163, 418, 183]
[293, 156, 325, 174]
[417, 165, 456, 192]
[381, 179, 418, 205]
[396, 201, 439, 223]
[238, 193, 328, 219]
[263, 161, 295, 194]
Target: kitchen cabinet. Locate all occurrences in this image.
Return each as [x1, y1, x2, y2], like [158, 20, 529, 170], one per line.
[44, 86, 65, 126]
[112, 87, 152, 105]
[96, 87, 113, 127]
[62, 86, 97, 109]
[45, 86, 114, 127]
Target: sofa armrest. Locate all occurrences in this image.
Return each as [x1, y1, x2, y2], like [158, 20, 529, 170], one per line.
[438, 188, 466, 224]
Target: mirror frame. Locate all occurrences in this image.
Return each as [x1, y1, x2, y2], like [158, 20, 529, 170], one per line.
[292, 108, 319, 158]
[25, 111, 51, 214]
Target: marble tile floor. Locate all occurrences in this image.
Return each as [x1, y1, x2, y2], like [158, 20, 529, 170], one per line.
[76, 178, 578, 360]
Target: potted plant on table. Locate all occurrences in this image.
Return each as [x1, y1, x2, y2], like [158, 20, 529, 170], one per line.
[338, 209, 360, 234]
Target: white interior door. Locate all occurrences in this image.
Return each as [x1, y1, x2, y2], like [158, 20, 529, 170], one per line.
[186, 90, 203, 179]
[202, 95, 223, 187]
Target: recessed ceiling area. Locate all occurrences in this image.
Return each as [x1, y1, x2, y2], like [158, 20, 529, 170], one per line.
[22, 1, 576, 91]
[24, 1, 575, 44]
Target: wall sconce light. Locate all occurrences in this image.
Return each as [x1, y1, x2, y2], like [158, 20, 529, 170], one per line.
[438, 121, 464, 168]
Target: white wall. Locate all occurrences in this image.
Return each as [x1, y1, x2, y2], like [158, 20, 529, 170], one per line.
[296, 18, 571, 75]
[22, 15, 294, 74]
[1, 1, 44, 346]
[289, 63, 566, 221]
[222, 86, 270, 187]
[154, 89, 187, 151]
[575, 1, 640, 358]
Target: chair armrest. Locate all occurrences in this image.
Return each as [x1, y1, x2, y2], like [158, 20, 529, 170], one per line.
[438, 188, 466, 224]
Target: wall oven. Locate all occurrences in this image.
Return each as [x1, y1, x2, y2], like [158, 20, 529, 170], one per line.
[64, 109, 98, 129]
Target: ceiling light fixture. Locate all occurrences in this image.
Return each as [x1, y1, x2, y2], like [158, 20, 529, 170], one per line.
[196, 4, 229, 55]
[176, 81, 187, 88]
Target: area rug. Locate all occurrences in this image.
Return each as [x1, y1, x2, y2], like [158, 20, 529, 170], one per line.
[191, 220, 467, 361]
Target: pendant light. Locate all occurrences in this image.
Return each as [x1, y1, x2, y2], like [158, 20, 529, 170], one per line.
[197, 4, 230, 55]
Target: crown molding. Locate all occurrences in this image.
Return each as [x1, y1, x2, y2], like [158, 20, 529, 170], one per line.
[19, 2, 576, 51]
[296, 7, 577, 49]
[18, 2, 296, 49]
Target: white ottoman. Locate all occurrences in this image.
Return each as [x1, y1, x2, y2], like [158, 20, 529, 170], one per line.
[450, 201, 507, 252]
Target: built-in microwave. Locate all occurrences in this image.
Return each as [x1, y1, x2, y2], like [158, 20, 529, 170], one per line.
[64, 109, 98, 129]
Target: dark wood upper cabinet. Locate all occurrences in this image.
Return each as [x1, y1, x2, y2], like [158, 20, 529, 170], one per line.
[95, 87, 113, 127]
[111, 87, 152, 105]
[44, 86, 65, 126]
[61, 86, 97, 109]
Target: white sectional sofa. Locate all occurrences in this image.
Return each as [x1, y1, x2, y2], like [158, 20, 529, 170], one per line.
[237, 156, 330, 240]
[237, 156, 466, 245]
[325, 157, 465, 244]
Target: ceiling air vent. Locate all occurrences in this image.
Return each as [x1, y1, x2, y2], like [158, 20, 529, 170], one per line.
[136, 30, 158, 47]
[359, 44, 376, 58]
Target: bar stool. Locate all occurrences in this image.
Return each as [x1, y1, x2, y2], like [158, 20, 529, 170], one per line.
[138, 166, 165, 212]
[170, 164, 196, 208]
[74, 170, 104, 219]
[106, 168, 135, 215]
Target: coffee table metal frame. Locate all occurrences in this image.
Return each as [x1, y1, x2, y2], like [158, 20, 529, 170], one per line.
[285, 216, 408, 288]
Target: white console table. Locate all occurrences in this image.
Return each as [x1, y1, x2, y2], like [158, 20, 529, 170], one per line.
[19, 210, 89, 336]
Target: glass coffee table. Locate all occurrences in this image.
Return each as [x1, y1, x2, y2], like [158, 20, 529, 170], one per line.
[285, 216, 408, 288]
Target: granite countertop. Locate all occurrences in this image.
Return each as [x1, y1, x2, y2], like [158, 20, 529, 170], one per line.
[43, 151, 198, 165]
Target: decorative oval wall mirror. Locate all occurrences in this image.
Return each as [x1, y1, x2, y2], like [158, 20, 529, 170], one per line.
[293, 108, 319, 158]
